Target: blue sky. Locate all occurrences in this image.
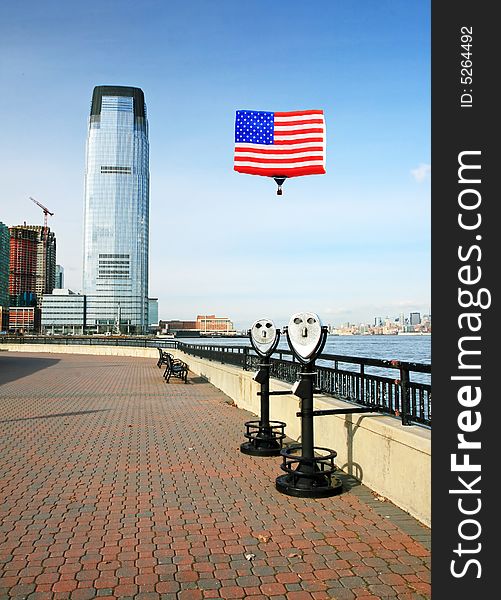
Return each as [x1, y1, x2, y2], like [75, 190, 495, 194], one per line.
[0, 0, 430, 329]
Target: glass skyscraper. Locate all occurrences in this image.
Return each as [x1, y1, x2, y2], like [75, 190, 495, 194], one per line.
[83, 86, 149, 333]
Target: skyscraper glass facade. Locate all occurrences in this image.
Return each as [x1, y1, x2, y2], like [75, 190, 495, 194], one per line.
[83, 86, 149, 333]
[55, 265, 64, 289]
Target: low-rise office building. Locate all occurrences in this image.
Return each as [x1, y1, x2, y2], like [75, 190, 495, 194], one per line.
[41, 289, 86, 335]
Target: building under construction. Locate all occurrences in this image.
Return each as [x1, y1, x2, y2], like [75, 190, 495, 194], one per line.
[8, 225, 56, 331]
[0, 222, 9, 330]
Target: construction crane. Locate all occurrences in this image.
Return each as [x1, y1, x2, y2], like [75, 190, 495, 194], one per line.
[29, 196, 54, 296]
[29, 196, 54, 231]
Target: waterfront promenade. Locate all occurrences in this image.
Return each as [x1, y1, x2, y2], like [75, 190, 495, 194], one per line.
[0, 352, 430, 599]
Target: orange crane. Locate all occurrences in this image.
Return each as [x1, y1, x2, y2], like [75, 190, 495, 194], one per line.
[29, 196, 54, 231]
[29, 196, 54, 295]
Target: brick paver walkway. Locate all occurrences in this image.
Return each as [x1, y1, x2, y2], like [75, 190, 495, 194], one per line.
[0, 352, 430, 599]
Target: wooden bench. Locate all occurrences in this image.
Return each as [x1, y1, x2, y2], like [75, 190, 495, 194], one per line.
[163, 353, 189, 383]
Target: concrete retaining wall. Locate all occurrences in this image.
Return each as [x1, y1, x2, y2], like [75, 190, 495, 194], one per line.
[4, 343, 431, 526]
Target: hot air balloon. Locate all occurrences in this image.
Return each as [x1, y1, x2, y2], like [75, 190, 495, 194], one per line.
[234, 109, 326, 195]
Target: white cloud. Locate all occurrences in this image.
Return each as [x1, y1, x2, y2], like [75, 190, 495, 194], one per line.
[411, 163, 431, 182]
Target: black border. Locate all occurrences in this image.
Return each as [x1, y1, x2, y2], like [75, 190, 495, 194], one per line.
[432, 2, 496, 596]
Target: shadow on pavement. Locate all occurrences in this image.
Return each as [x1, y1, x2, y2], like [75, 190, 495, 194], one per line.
[337, 470, 362, 492]
[188, 376, 209, 384]
[0, 409, 111, 423]
[0, 354, 61, 386]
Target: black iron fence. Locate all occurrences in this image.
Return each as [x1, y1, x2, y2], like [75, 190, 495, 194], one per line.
[0, 335, 177, 349]
[176, 342, 431, 427]
[1, 336, 431, 427]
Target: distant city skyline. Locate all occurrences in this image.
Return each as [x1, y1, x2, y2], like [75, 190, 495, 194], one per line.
[0, 1, 430, 331]
[161, 309, 431, 332]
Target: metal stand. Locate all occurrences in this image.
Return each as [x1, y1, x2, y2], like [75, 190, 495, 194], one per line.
[275, 362, 342, 497]
[241, 356, 286, 456]
[241, 320, 286, 457]
[276, 316, 342, 498]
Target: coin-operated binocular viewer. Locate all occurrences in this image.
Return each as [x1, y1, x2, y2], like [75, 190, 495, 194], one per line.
[240, 319, 287, 457]
[275, 312, 343, 498]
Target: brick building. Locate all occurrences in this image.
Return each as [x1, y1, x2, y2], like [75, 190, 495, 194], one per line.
[196, 314, 234, 333]
[8, 306, 41, 334]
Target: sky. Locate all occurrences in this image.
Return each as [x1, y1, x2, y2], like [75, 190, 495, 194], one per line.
[0, 0, 430, 330]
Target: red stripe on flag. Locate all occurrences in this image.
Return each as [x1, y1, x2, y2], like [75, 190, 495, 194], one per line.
[235, 146, 325, 154]
[273, 138, 324, 145]
[234, 165, 326, 177]
[274, 110, 324, 117]
[234, 155, 323, 165]
[274, 127, 324, 136]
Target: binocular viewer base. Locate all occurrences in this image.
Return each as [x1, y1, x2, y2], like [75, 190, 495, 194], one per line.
[275, 444, 343, 498]
[240, 420, 287, 457]
[240, 442, 282, 457]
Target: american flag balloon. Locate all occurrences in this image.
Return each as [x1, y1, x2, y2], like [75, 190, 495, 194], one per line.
[234, 109, 326, 178]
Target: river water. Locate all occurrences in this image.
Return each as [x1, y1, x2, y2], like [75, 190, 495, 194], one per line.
[177, 334, 430, 363]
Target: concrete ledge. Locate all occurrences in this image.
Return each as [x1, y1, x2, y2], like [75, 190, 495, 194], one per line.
[4, 343, 430, 526]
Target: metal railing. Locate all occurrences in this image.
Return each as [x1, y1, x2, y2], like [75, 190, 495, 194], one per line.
[176, 342, 431, 427]
[1, 336, 431, 427]
[0, 335, 177, 349]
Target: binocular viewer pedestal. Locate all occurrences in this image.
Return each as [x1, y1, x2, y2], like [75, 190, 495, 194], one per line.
[241, 321, 286, 457]
[275, 444, 343, 498]
[275, 367, 343, 498]
[241, 313, 345, 498]
[240, 358, 286, 457]
[240, 420, 286, 457]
